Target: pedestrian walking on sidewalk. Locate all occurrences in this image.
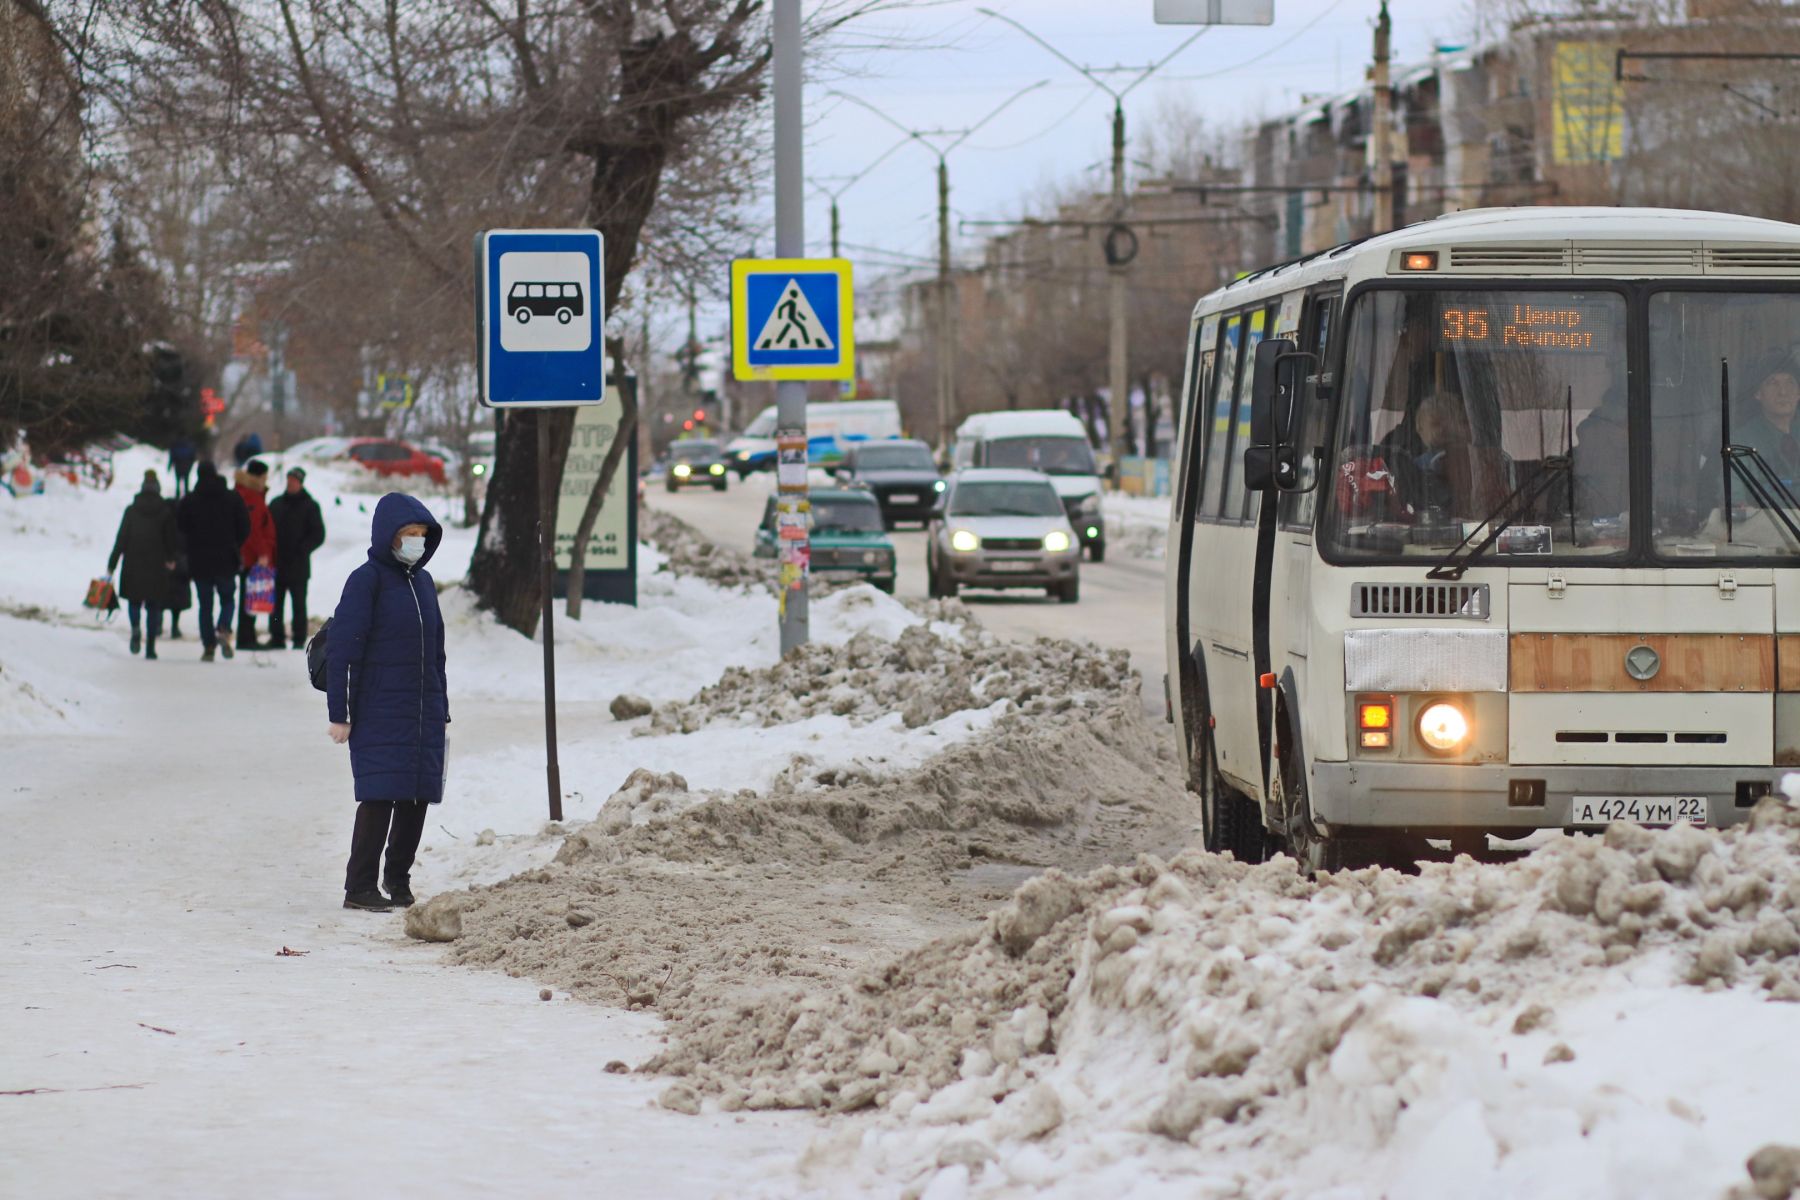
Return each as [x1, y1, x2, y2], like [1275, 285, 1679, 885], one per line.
[234, 460, 277, 651]
[267, 466, 325, 650]
[178, 460, 250, 661]
[168, 437, 196, 498]
[107, 470, 180, 660]
[325, 493, 448, 913]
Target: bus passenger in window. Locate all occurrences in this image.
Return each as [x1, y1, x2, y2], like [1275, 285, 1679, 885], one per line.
[1736, 354, 1800, 483]
[1573, 385, 1629, 518]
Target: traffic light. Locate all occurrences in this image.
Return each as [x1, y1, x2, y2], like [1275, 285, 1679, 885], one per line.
[692, 408, 707, 423]
[682, 419, 695, 431]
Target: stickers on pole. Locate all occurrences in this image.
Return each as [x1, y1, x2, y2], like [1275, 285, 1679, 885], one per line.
[776, 433, 810, 492]
[476, 228, 606, 407]
[731, 258, 854, 381]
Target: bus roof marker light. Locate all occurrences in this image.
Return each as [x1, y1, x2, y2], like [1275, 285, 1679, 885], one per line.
[1401, 251, 1439, 272]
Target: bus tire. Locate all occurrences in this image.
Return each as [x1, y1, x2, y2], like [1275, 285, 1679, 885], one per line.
[1192, 703, 1265, 864]
[556, 307, 574, 324]
[1273, 712, 1385, 874]
[515, 309, 531, 324]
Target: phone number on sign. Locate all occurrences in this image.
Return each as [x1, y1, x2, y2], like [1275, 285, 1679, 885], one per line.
[1570, 796, 1708, 827]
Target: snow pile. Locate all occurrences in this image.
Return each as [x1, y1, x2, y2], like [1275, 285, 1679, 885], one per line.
[444, 695, 1196, 1050]
[642, 506, 778, 594]
[643, 623, 1129, 735]
[0, 613, 114, 734]
[731, 801, 1800, 1199]
[1101, 493, 1170, 560]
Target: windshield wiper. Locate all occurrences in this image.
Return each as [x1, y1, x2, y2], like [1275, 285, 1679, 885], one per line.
[1720, 357, 1800, 546]
[1426, 456, 1573, 581]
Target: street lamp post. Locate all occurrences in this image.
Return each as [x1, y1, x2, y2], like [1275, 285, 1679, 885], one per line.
[830, 81, 1048, 449]
[976, 8, 1207, 469]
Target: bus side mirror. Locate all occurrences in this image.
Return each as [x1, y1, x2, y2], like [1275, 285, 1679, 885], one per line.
[1245, 338, 1313, 492]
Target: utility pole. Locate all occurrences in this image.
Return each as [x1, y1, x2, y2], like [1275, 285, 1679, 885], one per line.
[808, 135, 911, 261]
[1372, 0, 1395, 234]
[773, 0, 807, 654]
[977, 8, 1208, 473]
[830, 82, 1047, 449]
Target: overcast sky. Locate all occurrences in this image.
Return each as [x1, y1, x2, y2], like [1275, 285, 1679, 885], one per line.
[795, 0, 1475, 273]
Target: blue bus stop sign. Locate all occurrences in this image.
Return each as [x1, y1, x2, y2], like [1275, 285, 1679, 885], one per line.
[477, 229, 606, 407]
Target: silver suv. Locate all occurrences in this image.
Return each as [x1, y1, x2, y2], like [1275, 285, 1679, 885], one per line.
[926, 468, 1081, 603]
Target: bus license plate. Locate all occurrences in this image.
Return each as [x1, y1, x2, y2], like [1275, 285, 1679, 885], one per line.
[1570, 796, 1708, 827]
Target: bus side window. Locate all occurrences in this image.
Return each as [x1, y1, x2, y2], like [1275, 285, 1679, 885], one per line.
[1283, 291, 1340, 531]
[1198, 314, 1244, 521]
[1225, 304, 1275, 521]
[1177, 317, 1219, 518]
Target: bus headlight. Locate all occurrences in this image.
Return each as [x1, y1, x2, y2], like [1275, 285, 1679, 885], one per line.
[1043, 530, 1072, 553]
[673, 464, 692, 478]
[1417, 701, 1471, 754]
[950, 529, 980, 553]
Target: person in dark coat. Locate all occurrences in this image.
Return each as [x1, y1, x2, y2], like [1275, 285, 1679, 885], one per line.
[108, 470, 180, 659]
[235, 460, 278, 650]
[168, 437, 196, 498]
[326, 493, 448, 912]
[178, 460, 251, 661]
[267, 466, 326, 650]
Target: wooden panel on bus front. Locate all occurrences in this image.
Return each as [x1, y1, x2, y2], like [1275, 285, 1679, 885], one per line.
[1779, 635, 1800, 692]
[1510, 634, 1774, 693]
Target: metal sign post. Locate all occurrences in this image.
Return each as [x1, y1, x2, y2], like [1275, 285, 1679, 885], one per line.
[475, 227, 606, 821]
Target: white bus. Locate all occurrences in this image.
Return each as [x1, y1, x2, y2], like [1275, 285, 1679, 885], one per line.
[1167, 207, 1800, 870]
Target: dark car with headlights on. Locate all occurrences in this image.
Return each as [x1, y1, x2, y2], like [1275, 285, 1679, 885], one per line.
[664, 438, 729, 492]
[926, 469, 1080, 602]
[837, 439, 943, 527]
[754, 487, 896, 593]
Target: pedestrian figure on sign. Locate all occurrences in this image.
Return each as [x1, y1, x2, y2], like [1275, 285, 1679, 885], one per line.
[179, 461, 250, 661]
[268, 466, 326, 650]
[776, 293, 813, 347]
[108, 470, 180, 660]
[234, 460, 277, 651]
[326, 494, 449, 913]
[168, 437, 196, 498]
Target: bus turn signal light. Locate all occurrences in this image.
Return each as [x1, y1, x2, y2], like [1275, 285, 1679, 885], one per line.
[1401, 251, 1438, 271]
[1357, 695, 1395, 749]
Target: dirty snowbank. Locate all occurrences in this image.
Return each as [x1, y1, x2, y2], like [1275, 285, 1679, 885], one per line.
[1102, 493, 1169, 560]
[443, 692, 1197, 1057]
[743, 804, 1800, 1200]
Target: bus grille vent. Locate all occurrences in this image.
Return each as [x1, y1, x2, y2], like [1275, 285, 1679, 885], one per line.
[1573, 244, 1701, 273]
[1705, 247, 1800, 275]
[1351, 582, 1489, 620]
[1446, 245, 1569, 273]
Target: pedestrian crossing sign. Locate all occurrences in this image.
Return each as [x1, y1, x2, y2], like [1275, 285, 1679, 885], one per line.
[731, 257, 854, 381]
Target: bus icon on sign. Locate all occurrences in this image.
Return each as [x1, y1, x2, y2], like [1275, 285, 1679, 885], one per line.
[509, 281, 584, 325]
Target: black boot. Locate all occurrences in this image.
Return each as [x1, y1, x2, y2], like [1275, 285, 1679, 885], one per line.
[145, 639, 158, 661]
[343, 891, 393, 912]
[129, 631, 141, 655]
[385, 881, 415, 908]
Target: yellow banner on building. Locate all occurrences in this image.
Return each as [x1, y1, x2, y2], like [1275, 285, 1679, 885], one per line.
[1553, 42, 1624, 164]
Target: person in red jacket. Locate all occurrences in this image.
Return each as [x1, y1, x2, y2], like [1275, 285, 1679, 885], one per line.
[235, 459, 278, 651]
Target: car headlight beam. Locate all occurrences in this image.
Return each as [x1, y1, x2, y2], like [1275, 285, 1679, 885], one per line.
[949, 529, 980, 553]
[1416, 701, 1471, 754]
[709, 463, 725, 475]
[1043, 530, 1072, 553]
[673, 464, 691, 477]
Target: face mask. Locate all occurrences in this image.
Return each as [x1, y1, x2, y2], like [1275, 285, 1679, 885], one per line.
[396, 535, 427, 565]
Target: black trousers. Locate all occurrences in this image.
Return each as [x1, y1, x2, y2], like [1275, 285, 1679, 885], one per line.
[269, 575, 309, 648]
[344, 801, 430, 895]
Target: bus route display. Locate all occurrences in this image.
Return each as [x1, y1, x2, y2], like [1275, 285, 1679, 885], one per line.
[1437, 299, 1611, 352]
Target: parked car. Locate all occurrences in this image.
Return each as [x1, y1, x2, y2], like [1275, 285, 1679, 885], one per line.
[926, 468, 1080, 603]
[344, 438, 447, 485]
[754, 486, 896, 593]
[836, 438, 944, 528]
[282, 436, 356, 464]
[665, 438, 729, 492]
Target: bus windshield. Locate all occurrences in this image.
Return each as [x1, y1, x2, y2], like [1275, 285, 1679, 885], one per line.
[986, 436, 1096, 476]
[1323, 288, 1629, 562]
[1650, 291, 1800, 558]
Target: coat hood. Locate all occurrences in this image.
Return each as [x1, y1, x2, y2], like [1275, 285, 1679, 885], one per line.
[369, 492, 442, 571]
[234, 468, 268, 495]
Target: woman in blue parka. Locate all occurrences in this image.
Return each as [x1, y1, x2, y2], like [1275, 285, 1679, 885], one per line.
[326, 493, 448, 912]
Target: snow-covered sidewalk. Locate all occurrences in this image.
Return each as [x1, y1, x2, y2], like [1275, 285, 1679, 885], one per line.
[0, 611, 810, 1198]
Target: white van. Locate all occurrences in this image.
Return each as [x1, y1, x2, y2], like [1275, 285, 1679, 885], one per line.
[951, 410, 1106, 560]
[725, 399, 903, 477]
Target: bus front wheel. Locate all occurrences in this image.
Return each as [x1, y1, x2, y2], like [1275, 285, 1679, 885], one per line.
[514, 309, 531, 324]
[556, 307, 573, 324]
